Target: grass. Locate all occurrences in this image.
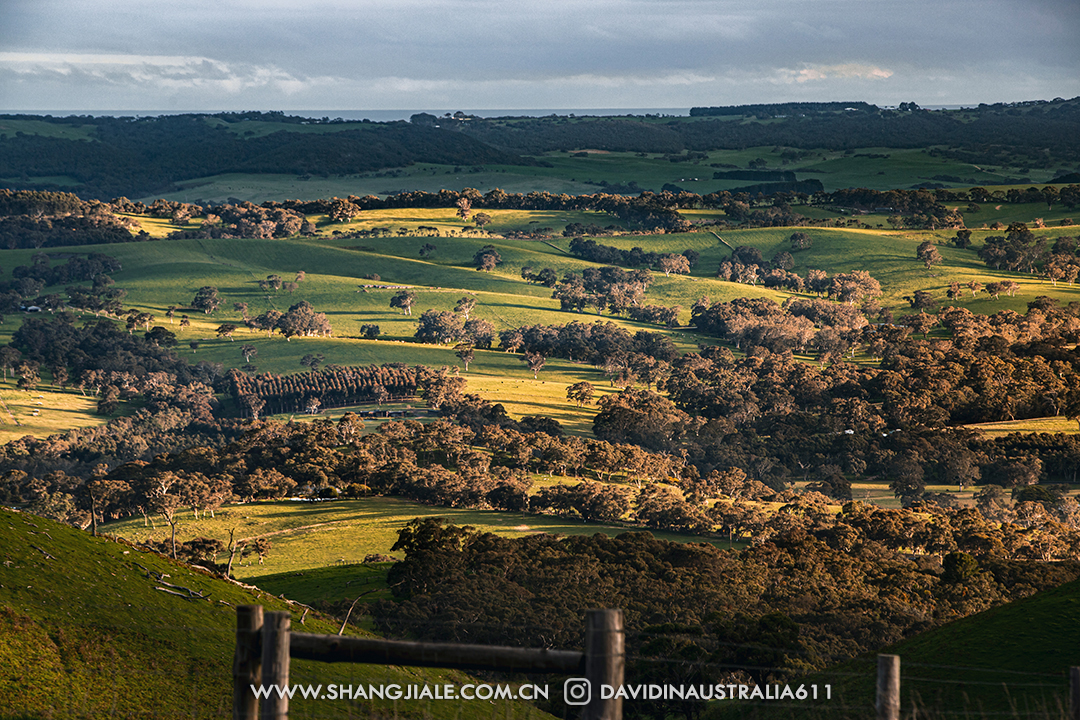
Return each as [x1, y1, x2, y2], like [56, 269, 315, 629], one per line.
[104, 496, 734, 584]
[139, 145, 1076, 206]
[0, 506, 554, 720]
[0, 378, 112, 444]
[0, 117, 98, 141]
[751, 576, 1080, 718]
[4, 208, 1080, 437]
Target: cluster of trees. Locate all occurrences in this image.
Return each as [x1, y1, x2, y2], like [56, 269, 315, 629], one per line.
[824, 187, 966, 228]
[10, 252, 122, 287]
[0, 114, 537, 199]
[496, 321, 679, 367]
[1, 413, 691, 537]
[713, 241, 873, 296]
[197, 297, 333, 341]
[165, 201, 314, 240]
[978, 226, 1080, 280]
[692, 296, 869, 357]
[452, 98, 1080, 173]
[227, 364, 419, 418]
[64, 274, 128, 316]
[551, 266, 654, 315]
[567, 237, 699, 275]
[0, 203, 142, 249]
[587, 332, 1080, 495]
[413, 309, 495, 347]
[372, 516, 1080, 720]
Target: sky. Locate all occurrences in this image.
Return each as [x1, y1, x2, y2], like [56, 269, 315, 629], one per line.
[1, 0, 1078, 113]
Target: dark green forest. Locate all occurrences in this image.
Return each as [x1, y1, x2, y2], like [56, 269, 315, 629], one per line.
[3, 97, 1079, 199]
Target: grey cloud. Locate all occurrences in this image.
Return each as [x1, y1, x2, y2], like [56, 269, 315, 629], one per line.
[1, 0, 1078, 110]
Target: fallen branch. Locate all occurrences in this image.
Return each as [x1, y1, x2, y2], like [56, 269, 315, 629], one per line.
[154, 586, 208, 600]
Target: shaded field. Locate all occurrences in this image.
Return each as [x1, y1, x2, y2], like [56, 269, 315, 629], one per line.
[0, 379, 111, 444]
[104, 496, 732, 582]
[721, 577, 1080, 718]
[139, 146, 1073, 204]
[0, 507, 550, 720]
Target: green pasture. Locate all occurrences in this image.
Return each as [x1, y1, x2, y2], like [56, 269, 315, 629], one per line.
[961, 200, 1076, 228]
[0, 378, 111, 444]
[312, 206, 628, 236]
[6, 207, 1080, 439]
[0, 117, 98, 141]
[0, 507, 553, 720]
[139, 141, 1078, 204]
[788, 147, 1035, 191]
[104, 496, 730, 584]
[207, 116, 382, 138]
[961, 415, 1080, 438]
[158, 169, 602, 203]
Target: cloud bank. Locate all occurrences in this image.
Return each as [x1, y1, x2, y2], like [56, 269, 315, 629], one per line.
[1, 0, 1077, 110]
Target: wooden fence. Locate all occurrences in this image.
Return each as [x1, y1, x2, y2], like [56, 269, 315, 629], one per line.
[233, 605, 624, 720]
[235, 609, 1080, 720]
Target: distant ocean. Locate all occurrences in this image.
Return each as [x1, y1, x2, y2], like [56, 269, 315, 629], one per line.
[9, 105, 970, 120]
[12, 108, 691, 120]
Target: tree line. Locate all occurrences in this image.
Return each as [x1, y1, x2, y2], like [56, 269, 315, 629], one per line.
[371, 515, 1079, 720]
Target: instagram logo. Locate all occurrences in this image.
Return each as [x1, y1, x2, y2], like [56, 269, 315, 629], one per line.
[564, 678, 591, 705]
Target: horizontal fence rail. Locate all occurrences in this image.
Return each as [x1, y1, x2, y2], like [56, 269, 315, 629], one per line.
[234, 605, 623, 720]
[289, 632, 586, 673]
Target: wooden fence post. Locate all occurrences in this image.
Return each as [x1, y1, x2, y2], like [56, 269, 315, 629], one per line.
[1070, 666, 1080, 720]
[233, 605, 263, 720]
[876, 654, 900, 720]
[260, 611, 291, 720]
[583, 609, 624, 720]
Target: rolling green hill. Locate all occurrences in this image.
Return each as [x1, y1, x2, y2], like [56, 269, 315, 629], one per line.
[0, 506, 557, 720]
[1, 206, 1078, 442]
[713, 575, 1080, 719]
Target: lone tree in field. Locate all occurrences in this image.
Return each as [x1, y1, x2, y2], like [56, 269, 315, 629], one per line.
[454, 342, 475, 371]
[215, 323, 237, 341]
[916, 241, 943, 270]
[790, 232, 812, 251]
[523, 351, 546, 379]
[454, 296, 477, 319]
[240, 344, 257, 363]
[191, 286, 221, 314]
[390, 290, 418, 315]
[567, 381, 595, 407]
[474, 245, 502, 271]
[658, 254, 691, 277]
[419, 243, 437, 257]
[473, 212, 492, 229]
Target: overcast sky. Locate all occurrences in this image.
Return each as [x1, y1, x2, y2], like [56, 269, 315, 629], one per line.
[2, 0, 1078, 113]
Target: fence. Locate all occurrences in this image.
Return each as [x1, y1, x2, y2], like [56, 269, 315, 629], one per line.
[232, 605, 624, 720]
[232, 605, 1080, 720]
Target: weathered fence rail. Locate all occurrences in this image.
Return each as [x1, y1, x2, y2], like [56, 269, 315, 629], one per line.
[237, 605, 1080, 720]
[233, 605, 624, 720]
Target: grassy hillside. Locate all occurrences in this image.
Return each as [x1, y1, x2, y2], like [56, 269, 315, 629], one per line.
[104, 496, 731, 586]
[716, 575, 1080, 718]
[1, 208, 1078, 441]
[143, 148, 1070, 203]
[0, 506, 557, 720]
